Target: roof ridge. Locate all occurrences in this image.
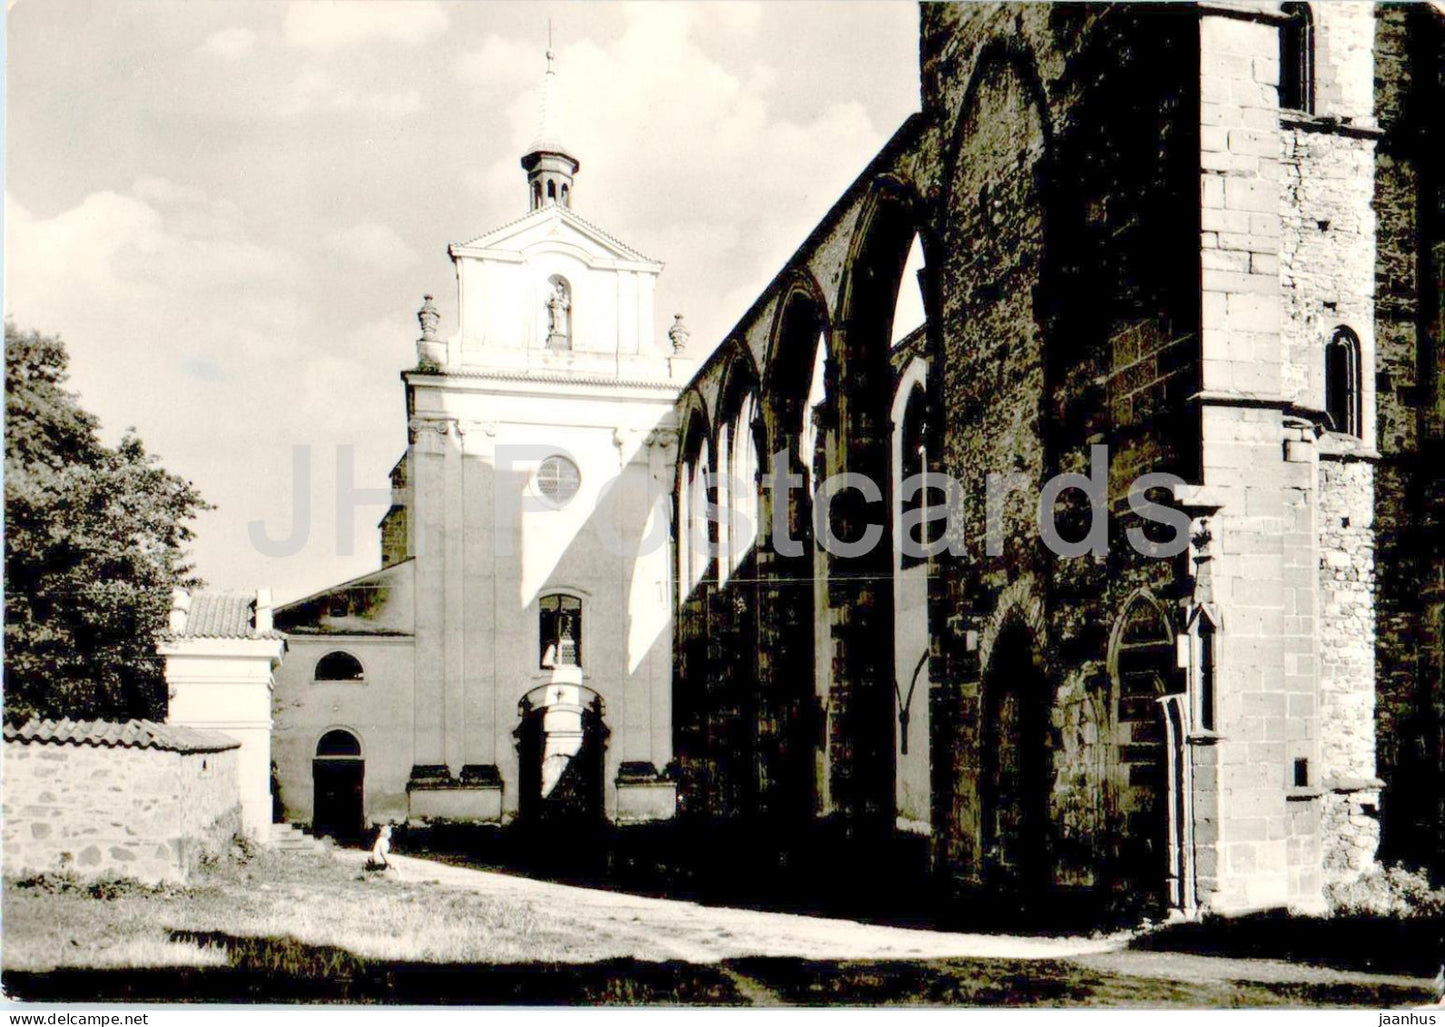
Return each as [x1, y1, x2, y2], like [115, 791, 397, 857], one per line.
[451, 205, 659, 266]
[4, 718, 240, 754]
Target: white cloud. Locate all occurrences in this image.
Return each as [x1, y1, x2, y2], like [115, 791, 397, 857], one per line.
[280, 66, 423, 117]
[4, 181, 402, 600]
[455, 34, 536, 89]
[7, 183, 303, 321]
[199, 26, 256, 59]
[283, 1, 448, 52]
[324, 222, 418, 270]
[700, 1, 763, 35]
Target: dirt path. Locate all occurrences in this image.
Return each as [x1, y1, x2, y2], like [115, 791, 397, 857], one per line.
[376, 851, 1124, 964]
[374, 850, 1438, 1004]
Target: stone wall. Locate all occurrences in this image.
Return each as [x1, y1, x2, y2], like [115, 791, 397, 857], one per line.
[921, 2, 1202, 914]
[1372, 2, 1445, 876]
[669, 0, 1429, 919]
[3, 739, 241, 885]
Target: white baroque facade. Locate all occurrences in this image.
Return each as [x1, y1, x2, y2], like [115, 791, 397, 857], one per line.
[271, 53, 692, 833]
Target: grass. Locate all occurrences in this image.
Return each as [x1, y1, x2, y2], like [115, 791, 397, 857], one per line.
[2, 848, 1438, 1006]
[3, 847, 627, 975]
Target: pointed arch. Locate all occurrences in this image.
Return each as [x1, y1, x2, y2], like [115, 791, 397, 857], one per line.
[941, 37, 1054, 219]
[676, 394, 714, 603]
[762, 270, 832, 447]
[1107, 588, 1177, 692]
[715, 344, 762, 581]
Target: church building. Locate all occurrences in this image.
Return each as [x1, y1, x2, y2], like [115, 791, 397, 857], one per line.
[271, 50, 692, 835]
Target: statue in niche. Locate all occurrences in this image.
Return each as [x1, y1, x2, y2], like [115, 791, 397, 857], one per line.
[546, 278, 571, 348]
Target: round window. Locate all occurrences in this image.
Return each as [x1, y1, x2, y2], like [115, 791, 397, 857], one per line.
[536, 455, 581, 506]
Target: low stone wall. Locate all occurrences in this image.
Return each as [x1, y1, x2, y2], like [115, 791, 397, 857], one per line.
[3, 727, 242, 885]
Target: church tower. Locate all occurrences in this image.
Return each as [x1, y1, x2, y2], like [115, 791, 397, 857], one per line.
[521, 45, 578, 211]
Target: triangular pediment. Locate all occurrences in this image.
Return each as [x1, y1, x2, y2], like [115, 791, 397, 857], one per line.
[451, 206, 661, 269]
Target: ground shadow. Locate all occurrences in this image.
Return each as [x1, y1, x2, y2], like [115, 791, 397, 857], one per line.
[3, 931, 1433, 1006]
[395, 819, 945, 930]
[1131, 910, 1445, 978]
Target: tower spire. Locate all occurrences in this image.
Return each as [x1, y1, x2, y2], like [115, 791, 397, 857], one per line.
[522, 25, 578, 212]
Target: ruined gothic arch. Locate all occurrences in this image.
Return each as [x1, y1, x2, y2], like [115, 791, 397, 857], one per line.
[714, 344, 763, 581]
[977, 607, 1052, 897]
[713, 338, 761, 432]
[747, 271, 831, 823]
[1105, 587, 1191, 913]
[676, 396, 713, 602]
[801, 178, 940, 830]
[762, 270, 832, 451]
[936, 39, 1056, 581]
[891, 356, 932, 568]
[1106, 589, 1176, 683]
[977, 575, 1049, 677]
[941, 37, 1054, 219]
[835, 175, 939, 338]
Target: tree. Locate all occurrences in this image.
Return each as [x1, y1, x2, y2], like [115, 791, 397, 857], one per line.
[4, 322, 210, 724]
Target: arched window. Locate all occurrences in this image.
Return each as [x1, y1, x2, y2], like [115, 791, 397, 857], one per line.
[801, 333, 827, 494]
[891, 233, 927, 347]
[728, 393, 760, 574]
[1196, 618, 1217, 732]
[1279, 3, 1314, 114]
[1325, 327, 1361, 436]
[314, 651, 364, 682]
[1110, 593, 1178, 698]
[560, 183, 570, 208]
[316, 729, 361, 758]
[547, 180, 557, 201]
[677, 408, 713, 605]
[545, 275, 572, 349]
[898, 384, 928, 569]
[539, 594, 582, 668]
[688, 440, 713, 589]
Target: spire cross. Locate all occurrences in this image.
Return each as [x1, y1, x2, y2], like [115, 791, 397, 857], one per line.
[546, 20, 554, 71]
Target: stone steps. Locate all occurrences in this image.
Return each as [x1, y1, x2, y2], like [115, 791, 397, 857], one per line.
[268, 823, 333, 854]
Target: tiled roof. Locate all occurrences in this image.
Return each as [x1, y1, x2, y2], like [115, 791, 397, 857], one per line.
[4, 719, 240, 754]
[172, 591, 284, 640]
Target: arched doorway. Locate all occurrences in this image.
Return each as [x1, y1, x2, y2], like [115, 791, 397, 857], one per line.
[980, 620, 1051, 899]
[312, 729, 364, 840]
[516, 681, 609, 823]
[1110, 592, 1188, 913]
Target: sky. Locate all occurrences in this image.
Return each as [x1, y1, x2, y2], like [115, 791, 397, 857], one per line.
[5, 0, 921, 603]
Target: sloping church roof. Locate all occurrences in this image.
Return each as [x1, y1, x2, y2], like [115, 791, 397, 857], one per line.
[450, 204, 661, 268]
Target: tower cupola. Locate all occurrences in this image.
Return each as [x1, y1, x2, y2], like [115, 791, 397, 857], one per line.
[522, 44, 578, 211]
